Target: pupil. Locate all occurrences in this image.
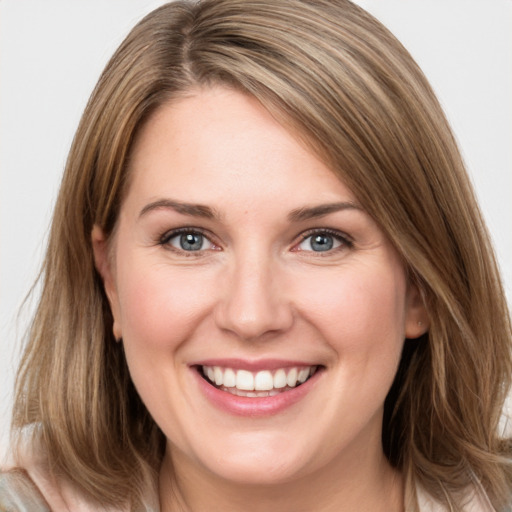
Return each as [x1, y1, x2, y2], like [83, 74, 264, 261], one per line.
[311, 234, 333, 251]
[180, 233, 203, 251]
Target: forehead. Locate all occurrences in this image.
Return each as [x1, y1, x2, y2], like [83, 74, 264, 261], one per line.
[125, 86, 357, 211]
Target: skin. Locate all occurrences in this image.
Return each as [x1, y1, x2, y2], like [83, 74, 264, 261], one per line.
[93, 86, 428, 511]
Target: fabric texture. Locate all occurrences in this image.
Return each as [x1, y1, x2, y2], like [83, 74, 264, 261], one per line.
[0, 470, 50, 512]
[0, 450, 497, 512]
[0, 468, 132, 512]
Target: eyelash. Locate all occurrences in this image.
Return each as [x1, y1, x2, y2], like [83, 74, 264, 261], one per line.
[295, 228, 353, 253]
[158, 227, 353, 254]
[159, 227, 218, 255]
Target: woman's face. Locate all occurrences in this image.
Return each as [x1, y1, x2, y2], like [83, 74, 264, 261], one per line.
[93, 86, 426, 486]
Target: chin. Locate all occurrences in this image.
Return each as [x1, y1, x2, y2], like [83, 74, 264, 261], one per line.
[204, 456, 307, 486]
[185, 432, 316, 486]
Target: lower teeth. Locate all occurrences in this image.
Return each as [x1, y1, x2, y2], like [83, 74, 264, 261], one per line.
[220, 386, 294, 397]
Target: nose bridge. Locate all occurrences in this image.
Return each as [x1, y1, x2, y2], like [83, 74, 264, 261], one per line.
[215, 244, 292, 340]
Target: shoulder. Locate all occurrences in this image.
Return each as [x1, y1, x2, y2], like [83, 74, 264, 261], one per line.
[0, 465, 158, 512]
[2, 441, 131, 512]
[0, 464, 104, 512]
[3, 428, 160, 512]
[0, 469, 50, 511]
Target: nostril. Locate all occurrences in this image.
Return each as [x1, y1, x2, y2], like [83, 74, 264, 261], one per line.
[213, 265, 294, 340]
[214, 300, 294, 342]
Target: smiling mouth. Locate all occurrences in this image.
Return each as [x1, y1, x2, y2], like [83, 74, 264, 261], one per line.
[199, 365, 319, 397]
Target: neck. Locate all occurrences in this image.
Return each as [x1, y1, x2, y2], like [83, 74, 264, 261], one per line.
[159, 441, 404, 512]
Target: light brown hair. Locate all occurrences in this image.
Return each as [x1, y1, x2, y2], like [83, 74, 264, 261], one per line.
[12, 1, 512, 510]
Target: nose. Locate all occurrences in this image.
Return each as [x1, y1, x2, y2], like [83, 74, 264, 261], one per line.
[214, 252, 294, 341]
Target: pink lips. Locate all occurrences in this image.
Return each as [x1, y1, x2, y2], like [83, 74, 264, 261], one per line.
[192, 359, 322, 417]
[194, 358, 315, 371]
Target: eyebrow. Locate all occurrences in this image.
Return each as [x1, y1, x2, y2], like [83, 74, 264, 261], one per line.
[138, 198, 362, 222]
[139, 199, 220, 220]
[287, 201, 363, 222]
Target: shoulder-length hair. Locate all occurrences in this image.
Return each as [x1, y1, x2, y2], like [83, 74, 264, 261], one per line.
[12, 0, 512, 510]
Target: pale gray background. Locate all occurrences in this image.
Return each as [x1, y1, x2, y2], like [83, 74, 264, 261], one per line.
[1, 1, 511, 458]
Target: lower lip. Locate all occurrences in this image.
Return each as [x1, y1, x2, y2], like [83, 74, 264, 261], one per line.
[193, 368, 322, 417]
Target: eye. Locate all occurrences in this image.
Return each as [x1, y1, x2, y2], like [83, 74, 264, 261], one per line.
[295, 230, 351, 253]
[161, 229, 216, 252]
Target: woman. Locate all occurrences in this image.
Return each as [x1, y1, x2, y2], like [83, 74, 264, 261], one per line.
[1, 0, 511, 510]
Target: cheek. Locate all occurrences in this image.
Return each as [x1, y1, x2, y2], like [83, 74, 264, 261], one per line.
[293, 262, 407, 352]
[115, 257, 216, 351]
[113, 256, 217, 433]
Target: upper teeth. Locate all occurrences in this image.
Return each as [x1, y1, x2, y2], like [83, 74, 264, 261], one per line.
[202, 365, 316, 391]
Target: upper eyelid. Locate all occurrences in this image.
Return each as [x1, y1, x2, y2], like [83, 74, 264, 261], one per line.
[292, 229, 354, 254]
[158, 230, 217, 256]
[160, 226, 213, 243]
[158, 228, 220, 256]
[297, 227, 353, 243]
[157, 226, 353, 250]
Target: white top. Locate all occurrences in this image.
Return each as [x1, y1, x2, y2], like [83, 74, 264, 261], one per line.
[0, 466, 497, 512]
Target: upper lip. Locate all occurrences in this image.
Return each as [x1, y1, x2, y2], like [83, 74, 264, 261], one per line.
[191, 358, 321, 371]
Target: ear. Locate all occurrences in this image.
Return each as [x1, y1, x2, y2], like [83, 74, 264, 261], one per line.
[91, 225, 122, 341]
[404, 280, 430, 339]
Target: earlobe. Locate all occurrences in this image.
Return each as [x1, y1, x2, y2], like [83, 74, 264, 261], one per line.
[91, 225, 122, 341]
[404, 281, 430, 339]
